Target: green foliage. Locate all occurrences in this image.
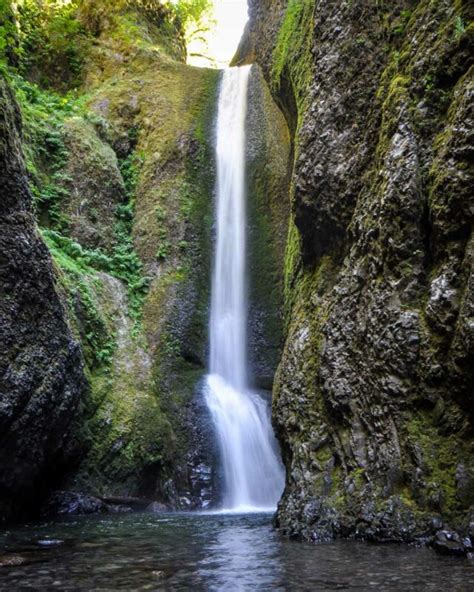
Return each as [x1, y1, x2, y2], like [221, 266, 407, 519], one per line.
[390, 9, 412, 38]
[169, 0, 212, 29]
[113, 199, 151, 330]
[9, 73, 88, 228]
[76, 277, 117, 366]
[123, 0, 212, 29]
[7, 0, 90, 89]
[120, 150, 143, 199]
[42, 230, 117, 368]
[156, 241, 170, 260]
[454, 15, 466, 40]
[43, 216, 150, 335]
[154, 204, 167, 222]
[271, 0, 314, 121]
[115, 151, 151, 329]
[13, 77, 68, 223]
[11, 66, 150, 341]
[0, 0, 17, 70]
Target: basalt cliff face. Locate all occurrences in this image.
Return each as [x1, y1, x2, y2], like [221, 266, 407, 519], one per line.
[0, 1, 220, 519]
[0, 0, 289, 521]
[237, 0, 474, 545]
[0, 75, 87, 521]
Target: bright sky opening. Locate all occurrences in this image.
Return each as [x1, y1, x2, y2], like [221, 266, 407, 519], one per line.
[187, 0, 249, 68]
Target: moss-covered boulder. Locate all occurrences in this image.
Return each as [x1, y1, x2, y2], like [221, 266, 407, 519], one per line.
[60, 118, 127, 250]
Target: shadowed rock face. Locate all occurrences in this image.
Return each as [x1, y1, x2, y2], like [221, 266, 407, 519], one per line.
[241, 0, 474, 543]
[0, 3, 222, 516]
[0, 74, 87, 523]
[246, 65, 291, 390]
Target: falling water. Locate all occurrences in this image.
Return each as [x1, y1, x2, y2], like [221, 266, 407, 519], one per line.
[205, 65, 285, 512]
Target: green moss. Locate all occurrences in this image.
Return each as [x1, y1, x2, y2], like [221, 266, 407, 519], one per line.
[405, 411, 471, 518]
[271, 0, 314, 117]
[43, 240, 117, 369]
[329, 466, 346, 511]
[283, 215, 302, 314]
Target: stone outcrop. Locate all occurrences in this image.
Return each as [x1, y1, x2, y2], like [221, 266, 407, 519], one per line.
[241, 0, 474, 544]
[0, 0, 292, 518]
[0, 1, 218, 516]
[0, 74, 87, 522]
[246, 65, 291, 390]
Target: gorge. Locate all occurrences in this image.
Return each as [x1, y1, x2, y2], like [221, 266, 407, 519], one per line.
[0, 0, 473, 588]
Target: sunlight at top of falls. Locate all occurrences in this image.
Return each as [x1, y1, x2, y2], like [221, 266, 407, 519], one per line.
[187, 0, 248, 68]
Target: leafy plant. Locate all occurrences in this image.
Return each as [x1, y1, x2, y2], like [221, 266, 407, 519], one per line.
[0, 0, 18, 69]
[9, 74, 88, 229]
[454, 16, 466, 40]
[8, 0, 91, 89]
[156, 242, 170, 260]
[169, 0, 212, 30]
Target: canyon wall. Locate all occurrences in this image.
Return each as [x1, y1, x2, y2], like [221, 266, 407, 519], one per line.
[0, 1, 219, 519]
[0, 74, 86, 521]
[0, 0, 289, 519]
[237, 0, 474, 543]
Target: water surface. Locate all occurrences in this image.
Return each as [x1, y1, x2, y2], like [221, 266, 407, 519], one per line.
[0, 512, 472, 590]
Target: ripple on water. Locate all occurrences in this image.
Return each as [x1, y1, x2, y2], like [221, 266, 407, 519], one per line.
[0, 513, 473, 591]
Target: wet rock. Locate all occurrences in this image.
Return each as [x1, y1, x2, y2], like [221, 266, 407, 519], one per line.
[455, 464, 474, 507]
[0, 555, 30, 568]
[432, 530, 468, 557]
[0, 74, 86, 523]
[246, 0, 474, 545]
[98, 496, 150, 511]
[152, 570, 166, 579]
[146, 502, 169, 514]
[466, 510, 474, 540]
[42, 491, 108, 516]
[246, 65, 291, 388]
[108, 505, 133, 514]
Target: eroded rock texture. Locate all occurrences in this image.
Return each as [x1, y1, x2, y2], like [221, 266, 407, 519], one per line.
[0, 75, 86, 522]
[247, 65, 291, 390]
[242, 0, 474, 542]
[0, 0, 292, 518]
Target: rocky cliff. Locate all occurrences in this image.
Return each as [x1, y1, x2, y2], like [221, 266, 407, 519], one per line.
[0, 0, 220, 519]
[0, 0, 290, 520]
[0, 74, 86, 521]
[238, 0, 474, 545]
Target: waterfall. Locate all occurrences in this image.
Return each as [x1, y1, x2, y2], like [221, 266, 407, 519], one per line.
[205, 65, 285, 512]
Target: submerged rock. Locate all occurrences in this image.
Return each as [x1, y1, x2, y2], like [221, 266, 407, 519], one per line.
[0, 555, 29, 568]
[146, 501, 169, 514]
[42, 491, 108, 517]
[432, 531, 469, 558]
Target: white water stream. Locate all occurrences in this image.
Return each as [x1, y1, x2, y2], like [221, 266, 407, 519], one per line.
[205, 66, 285, 512]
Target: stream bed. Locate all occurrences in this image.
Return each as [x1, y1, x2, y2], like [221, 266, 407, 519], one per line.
[0, 512, 472, 591]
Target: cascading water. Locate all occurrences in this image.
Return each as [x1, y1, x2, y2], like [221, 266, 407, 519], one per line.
[205, 65, 285, 512]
